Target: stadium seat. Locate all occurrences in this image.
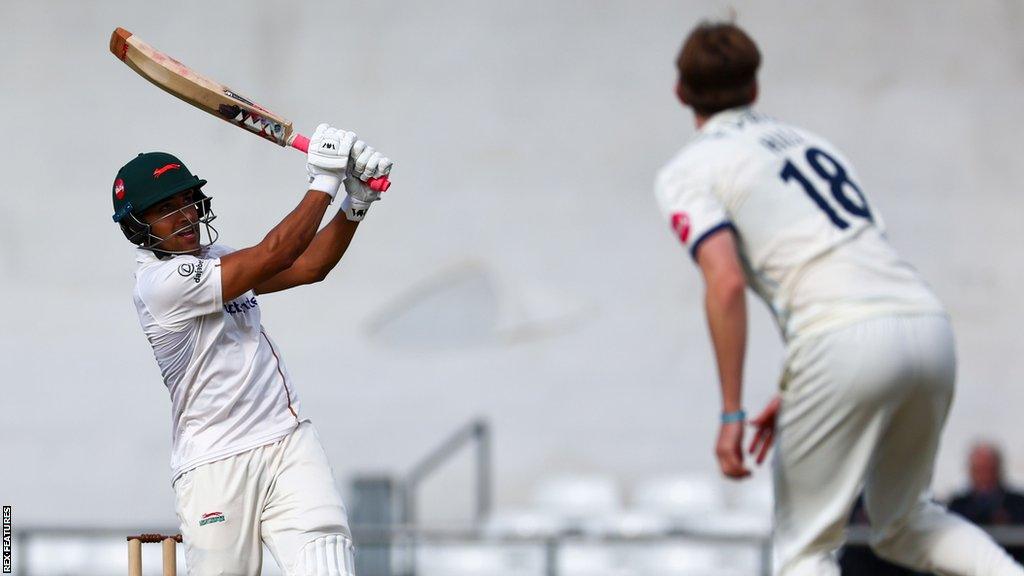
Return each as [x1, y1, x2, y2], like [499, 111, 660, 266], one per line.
[632, 474, 728, 520]
[532, 475, 622, 523]
[730, 477, 773, 513]
[415, 542, 545, 576]
[579, 510, 674, 537]
[558, 541, 634, 576]
[698, 478, 772, 537]
[622, 540, 750, 576]
[484, 508, 571, 538]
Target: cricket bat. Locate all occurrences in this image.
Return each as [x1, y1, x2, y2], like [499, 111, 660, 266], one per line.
[109, 27, 390, 192]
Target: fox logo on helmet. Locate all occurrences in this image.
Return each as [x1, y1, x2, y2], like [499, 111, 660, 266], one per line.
[153, 163, 182, 178]
[114, 178, 126, 200]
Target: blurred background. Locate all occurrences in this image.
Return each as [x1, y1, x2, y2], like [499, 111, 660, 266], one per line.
[1, 0, 1023, 574]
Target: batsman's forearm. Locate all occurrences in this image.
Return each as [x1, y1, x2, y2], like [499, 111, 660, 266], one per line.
[293, 210, 360, 281]
[705, 281, 748, 413]
[259, 191, 333, 269]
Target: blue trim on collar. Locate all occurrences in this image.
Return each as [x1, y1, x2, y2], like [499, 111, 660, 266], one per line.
[690, 222, 736, 261]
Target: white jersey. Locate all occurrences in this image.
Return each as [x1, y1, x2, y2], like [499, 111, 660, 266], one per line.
[655, 107, 945, 345]
[133, 243, 302, 482]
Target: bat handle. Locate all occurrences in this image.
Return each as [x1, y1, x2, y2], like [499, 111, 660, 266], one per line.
[290, 133, 391, 192]
[290, 133, 311, 153]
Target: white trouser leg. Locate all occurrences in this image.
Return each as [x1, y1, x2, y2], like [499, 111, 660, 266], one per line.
[864, 318, 1024, 576]
[261, 422, 355, 576]
[773, 315, 1024, 576]
[174, 445, 270, 576]
[772, 319, 898, 576]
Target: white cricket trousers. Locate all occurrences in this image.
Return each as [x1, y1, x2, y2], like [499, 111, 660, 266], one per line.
[773, 314, 1023, 576]
[173, 422, 355, 576]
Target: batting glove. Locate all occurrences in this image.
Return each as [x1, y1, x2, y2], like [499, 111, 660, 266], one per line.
[340, 140, 393, 221]
[306, 123, 358, 199]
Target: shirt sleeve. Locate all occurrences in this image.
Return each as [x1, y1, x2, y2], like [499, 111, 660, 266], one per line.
[136, 254, 223, 331]
[655, 159, 734, 261]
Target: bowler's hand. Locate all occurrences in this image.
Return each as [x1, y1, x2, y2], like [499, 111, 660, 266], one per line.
[716, 421, 751, 479]
[748, 395, 781, 465]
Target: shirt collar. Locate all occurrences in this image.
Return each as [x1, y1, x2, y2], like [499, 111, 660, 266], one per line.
[135, 247, 160, 265]
[135, 245, 212, 264]
[698, 106, 761, 134]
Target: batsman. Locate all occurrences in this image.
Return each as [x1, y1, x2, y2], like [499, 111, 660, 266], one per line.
[112, 124, 392, 575]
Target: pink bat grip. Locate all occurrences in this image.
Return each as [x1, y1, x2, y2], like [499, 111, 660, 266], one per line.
[290, 133, 391, 192]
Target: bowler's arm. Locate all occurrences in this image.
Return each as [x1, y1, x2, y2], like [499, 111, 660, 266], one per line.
[696, 229, 752, 478]
[695, 230, 748, 415]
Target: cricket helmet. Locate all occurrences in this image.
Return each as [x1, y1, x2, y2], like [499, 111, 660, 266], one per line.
[111, 152, 218, 253]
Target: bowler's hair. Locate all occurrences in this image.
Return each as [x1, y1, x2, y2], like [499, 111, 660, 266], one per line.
[676, 21, 761, 116]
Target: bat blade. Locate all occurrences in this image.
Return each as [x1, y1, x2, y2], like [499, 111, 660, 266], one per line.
[110, 28, 391, 192]
[110, 27, 296, 147]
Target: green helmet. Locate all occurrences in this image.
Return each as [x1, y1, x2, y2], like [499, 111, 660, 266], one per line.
[111, 152, 217, 252]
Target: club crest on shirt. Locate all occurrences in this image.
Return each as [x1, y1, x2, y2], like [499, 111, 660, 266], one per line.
[199, 511, 225, 526]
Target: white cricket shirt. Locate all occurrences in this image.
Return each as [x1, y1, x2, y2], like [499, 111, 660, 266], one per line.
[133, 244, 302, 482]
[655, 107, 945, 346]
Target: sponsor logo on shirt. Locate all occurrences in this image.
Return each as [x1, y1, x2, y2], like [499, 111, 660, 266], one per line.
[224, 296, 259, 315]
[199, 511, 225, 526]
[671, 212, 691, 244]
[177, 261, 206, 284]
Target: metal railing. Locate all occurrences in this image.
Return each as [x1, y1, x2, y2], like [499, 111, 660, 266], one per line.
[401, 418, 492, 524]
[13, 524, 1024, 575]
[355, 524, 772, 576]
[12, 524, 772, 576]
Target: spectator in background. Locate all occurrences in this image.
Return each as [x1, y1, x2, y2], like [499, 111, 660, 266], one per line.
[950, 442, 1024, 525]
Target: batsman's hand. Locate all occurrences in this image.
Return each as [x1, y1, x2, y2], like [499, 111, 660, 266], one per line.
[306, 123, 358, 199]
[340, 140, 393, 222]
[748, 395, 780, 466]
[716, 421, 751, 480]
